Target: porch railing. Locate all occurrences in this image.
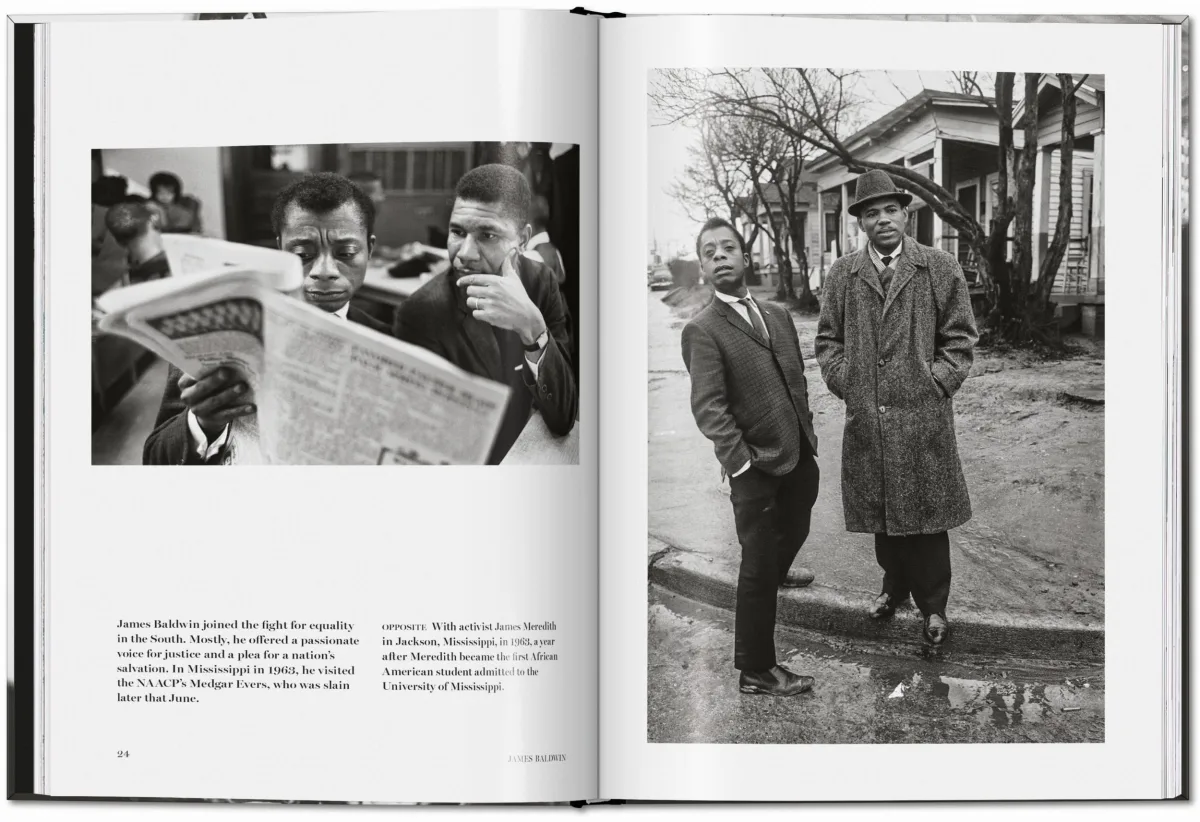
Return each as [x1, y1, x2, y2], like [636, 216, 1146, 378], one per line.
[1053, 236, 1092, 295]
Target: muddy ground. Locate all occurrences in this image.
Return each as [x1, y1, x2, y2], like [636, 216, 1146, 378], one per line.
[665, 284, 1105, 619]
[648, 587, 1104, 744]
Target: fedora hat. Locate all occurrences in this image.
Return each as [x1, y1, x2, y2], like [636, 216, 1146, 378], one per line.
[846, 169, 913, 217]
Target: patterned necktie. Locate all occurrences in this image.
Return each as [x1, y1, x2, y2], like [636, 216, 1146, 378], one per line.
[739, 296, 769, 343]
[880, 255, 895, 290]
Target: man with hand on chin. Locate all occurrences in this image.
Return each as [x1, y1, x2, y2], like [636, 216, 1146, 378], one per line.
[397, 163, 576, 464]
[815, 169, 977, 647]
[681, 217, 820, 697]
[143, 172, 392, 465]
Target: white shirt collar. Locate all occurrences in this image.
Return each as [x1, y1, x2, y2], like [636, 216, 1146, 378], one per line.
[333, 303, 350, 319]
[714, 289, 750, 305]
[527, 231, 551, 248]
[870, 241, 903, 262]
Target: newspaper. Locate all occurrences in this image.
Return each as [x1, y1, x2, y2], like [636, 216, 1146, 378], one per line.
[94, 238, 511, 465]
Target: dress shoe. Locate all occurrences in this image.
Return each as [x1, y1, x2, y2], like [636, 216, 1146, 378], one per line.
[923, 613, 950, 645]
[738, 665, 814, 697]
[781, 566, 815, 588]
[869, 592, 908, 619]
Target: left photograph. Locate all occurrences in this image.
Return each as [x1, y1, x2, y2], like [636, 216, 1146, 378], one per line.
[90, 141, 581, 466]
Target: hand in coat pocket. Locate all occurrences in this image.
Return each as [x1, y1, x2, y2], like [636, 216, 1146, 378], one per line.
[924, 360, 948, 400]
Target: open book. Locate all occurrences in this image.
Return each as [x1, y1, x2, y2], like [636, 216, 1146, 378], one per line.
[13, 8, 1187, 806]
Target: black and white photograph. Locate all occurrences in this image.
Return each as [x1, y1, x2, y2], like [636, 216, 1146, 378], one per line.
[91, 140, 581, 466]
[646, 68, 1106, 744]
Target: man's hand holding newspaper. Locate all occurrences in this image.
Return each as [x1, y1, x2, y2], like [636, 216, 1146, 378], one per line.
[179, 367, 255, 439]
[94, 236, 511, 465]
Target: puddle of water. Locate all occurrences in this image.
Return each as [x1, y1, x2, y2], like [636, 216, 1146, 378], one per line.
[932, 676, 1089, 727]
[656, 586, 1102, 735]
[793, 648, 1097, 730]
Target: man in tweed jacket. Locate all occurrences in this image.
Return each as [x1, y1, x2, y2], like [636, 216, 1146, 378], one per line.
[815, 170, 978, 646]
[681, 217, 820, 697]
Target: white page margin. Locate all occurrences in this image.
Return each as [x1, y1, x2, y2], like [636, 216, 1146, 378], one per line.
[601, 14, 1166, 802]
[44, 9, 598, 803]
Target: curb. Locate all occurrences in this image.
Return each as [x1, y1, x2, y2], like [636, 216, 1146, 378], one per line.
[649, 537, 1104, 663]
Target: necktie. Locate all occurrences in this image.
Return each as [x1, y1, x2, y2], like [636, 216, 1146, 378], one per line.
[739, 296, 769, 343]
[879, 255, 895, 291]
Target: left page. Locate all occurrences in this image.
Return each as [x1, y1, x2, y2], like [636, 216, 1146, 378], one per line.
[40, 9, 597, 803]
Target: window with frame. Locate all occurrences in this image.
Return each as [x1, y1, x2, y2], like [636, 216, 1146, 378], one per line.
[824, 211, 839, 253]
[347, 145, 472, 194]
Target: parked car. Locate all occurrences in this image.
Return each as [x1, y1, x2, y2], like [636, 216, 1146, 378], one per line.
[648, 268, 673, 291]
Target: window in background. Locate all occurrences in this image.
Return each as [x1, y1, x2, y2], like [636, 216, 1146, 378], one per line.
[270, 145, 310, 171]
[387, 151, 409, 190]
[412, 150, 428, 190]
[346, 144, 473, 194]
[824, 210, 839, 253]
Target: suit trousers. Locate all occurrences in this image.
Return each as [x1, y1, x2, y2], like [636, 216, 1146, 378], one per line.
[729, 446, 820, 672]
[874, 531, 951, 617]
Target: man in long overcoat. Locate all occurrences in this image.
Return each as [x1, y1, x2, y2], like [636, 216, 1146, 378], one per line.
[815, 170, 978, 646]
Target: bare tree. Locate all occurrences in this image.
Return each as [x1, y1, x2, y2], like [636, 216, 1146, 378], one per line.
[952, 71, 996, 104]
[993, 72, 1084, 341]
[666, 116, 770, 287]
[750, 127, 817, 308]
[723, 117, 797, 302]
[654, 68, 859, 310]
[667, 120, 744, 225]
[1036, 74, 1082, 309]
[651, 67, 1086, 345]
[702, 119, 765, 262]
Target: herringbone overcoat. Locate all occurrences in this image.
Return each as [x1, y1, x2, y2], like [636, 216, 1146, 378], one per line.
[815, 236, 977, 535]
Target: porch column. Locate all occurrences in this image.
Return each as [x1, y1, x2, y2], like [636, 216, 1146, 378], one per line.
[1088, 132, 1105, 294]
[841, 181, 850, 256]
[1031, 146, 1047, 279]
[931, 136, 943, 253]
[816, 186, 825, 275]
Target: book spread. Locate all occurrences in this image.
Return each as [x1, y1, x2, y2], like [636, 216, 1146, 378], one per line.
[10, 6, 1187, 809]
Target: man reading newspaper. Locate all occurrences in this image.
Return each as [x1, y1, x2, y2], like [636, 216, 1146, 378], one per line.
[143, 173, 393, 465]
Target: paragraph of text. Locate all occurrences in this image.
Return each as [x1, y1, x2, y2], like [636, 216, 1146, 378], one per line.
[381, 620, 560, 695]
[115, 618, 361, 704]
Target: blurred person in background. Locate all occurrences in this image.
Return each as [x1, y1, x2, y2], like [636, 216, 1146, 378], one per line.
[523, 194, 565, 287]
[348, 170, 401, 261]
[349, 169, 450, 276]
[348, 170, 387, 211]
[105, 200, 170, 284]
[92, 149, 130, 295]
[149, 171, 203, 234]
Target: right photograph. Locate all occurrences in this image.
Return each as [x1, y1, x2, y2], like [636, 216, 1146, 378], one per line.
[646, 68, 1105, 744]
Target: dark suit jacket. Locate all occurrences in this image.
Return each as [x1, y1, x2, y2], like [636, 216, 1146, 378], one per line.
[681, 294, 818, 478]
[395, 255, 577, 464]
[142, 305, 392, 465]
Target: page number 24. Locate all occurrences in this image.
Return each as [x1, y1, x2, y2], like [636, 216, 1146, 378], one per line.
[117, 751, 130, 759]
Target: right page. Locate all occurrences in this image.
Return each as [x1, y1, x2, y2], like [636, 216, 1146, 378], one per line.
[600, 14, 1180, 801]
